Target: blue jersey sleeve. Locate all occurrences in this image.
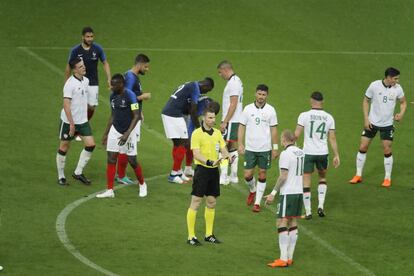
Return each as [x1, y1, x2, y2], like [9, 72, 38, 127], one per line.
[124, 72, 135, 91]
[94, 43, 107, 62]
[190, 82, 201, 103]
[125, 89, 138, 104]
[67, 45, 79, 63]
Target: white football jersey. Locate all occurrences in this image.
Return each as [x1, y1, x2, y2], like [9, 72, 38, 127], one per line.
[279, 145, 304, 195]
[365, 80, 404, 127]
[222, 74, 243, 122]
[297, 109, 335, 155]
[240, 103, 278, 152]
[60, 76, 89, 124]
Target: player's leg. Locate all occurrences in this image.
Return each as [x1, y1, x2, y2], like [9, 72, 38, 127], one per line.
[316, 165, 327, 217]
[184, 119, 195, 177]
[350, 127, 376, 183]
[87, 85, 99, 120]
[204, 167, 221, 243]
[219, 124, 230, 184]
[244, 150, 257, 205]
[227, 123, 240, 183]
[56, 140, 70, 185]
[72, 132, 95, 185]
[268, 216, 289, 267]
[381, 127, 394, 187]
[253, 151, 272, 212]
[302, 155, 314, 219]
[287, 218, 298, 265]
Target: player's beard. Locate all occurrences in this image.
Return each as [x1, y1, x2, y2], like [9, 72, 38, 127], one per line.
[83, 39, 92, 47]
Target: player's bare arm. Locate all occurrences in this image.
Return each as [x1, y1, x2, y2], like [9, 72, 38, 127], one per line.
[102, 60, 111, 89]
[63, 98, 75, 137]
[237, 124, 246, 155]
[102, 114, 114, 145]
[64, 64, 71, 83]
[220, 95, 238, 132]
[219, 146, 230, 163]
[328, 130, 340, 168]
[190, 102, 200, 128]
[271, 126, 279, 159]
[294, 125, 303, 141]
[119, 109, 139, 146]
[363, 96, 372, 129]
[137, 93, 151, 101]
[264, 169, 288, 204]
[394, 96, 407, 121]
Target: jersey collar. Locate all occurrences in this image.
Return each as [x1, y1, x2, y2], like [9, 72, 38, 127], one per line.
[201, 122, 214, 136]
[73, 75, 83, 82]
[382, 80, 392, 88]
[311, 108, 323, 110]
[227, 73, 236, 81]
[254, 102, 266, 109]
[284, 143, 294, 150]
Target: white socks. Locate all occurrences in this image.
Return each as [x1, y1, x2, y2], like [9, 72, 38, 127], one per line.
[255, 180, 266, 205]
[56, 151, 66, 179]
[229, 151, 238, 177]
[318, 183, 327, 209]
[303, 188, 311, 216]
[246, 177, 256, 192]
[356, 151, 366, 176]
[278, 228, 289, 261]
[384, 155, 393, 179]
[74, 149, 93, 175]
[287, 227, 298, 260]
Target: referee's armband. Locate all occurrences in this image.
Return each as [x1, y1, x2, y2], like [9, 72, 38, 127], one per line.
[131, 103, 139, 110]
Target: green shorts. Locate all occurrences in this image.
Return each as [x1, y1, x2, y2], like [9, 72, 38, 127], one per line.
[304, 154, 328, 173]
[362, 125, 394, 141]
[244, 150, 271, 170]
[59, 120, 92, 141]
[277, 194, 303, 218]
[222, 122, 239, 142]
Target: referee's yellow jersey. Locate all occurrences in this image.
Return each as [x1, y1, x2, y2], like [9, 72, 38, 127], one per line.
[191, 125, 226, 168]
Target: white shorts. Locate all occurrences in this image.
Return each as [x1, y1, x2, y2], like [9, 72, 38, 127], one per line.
[134, 120, 142, 142]
[161, 114, 188, 139]
[88, 85, 99, 106]
[106, 125, 137, 156]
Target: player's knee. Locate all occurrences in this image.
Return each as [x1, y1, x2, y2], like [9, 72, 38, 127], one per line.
[258, 170, 267, 179]
[384, 152, 392, 158]
[127, 156, 138, 168]
[206, 199, 216, 209]
[84, 145, 95, 152]
[244, 174, 253, 182]
[190, 197, 202, 210]
[107, 153, 118, 164]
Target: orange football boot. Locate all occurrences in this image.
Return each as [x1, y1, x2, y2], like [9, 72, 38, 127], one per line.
[267, 259, 288, 267]
[349, 175, 362, 184]
[287, 259, 293, 266]
[381, 179, 391, 187]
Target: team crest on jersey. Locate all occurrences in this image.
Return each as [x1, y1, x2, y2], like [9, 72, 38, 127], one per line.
[91, 51, 97, 60]
[120, 99, 127, 107]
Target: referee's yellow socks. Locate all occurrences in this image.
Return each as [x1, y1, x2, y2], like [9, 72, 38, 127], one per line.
[187, 208, 197, 239]
[204, 207, 215, 237]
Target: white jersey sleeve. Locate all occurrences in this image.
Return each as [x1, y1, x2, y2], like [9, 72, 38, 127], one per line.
[239, 107, 248, 125]
[228, 79, 242, 97]
[63, 80, 74, 98]
[397, 87, 405, 99]
[329, 114, 335, 130]
[365, 83, 374, 99]
[270, 107, 278, 126]
[279, 151, 289, 170]
[297, 112, 305, 126]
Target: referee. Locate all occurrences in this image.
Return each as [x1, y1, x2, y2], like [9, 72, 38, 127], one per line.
[186, 106, 229, 246]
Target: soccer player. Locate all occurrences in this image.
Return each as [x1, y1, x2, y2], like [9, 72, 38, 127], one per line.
[294, 91, 340, 218]
[217, 61, 244, 185]
[96, 74, 147, 198]
[186, 107, 229, 246]
[349, 67, 406, 187]
[116, 54, 151, 185]
[264, 130, 304, 268]
[64, 26, 111, 121]
[161, 78, 214, 184]
[56, 57, 96, 185]
[238, 84, 279, 212]
[184, 97, 221, 177]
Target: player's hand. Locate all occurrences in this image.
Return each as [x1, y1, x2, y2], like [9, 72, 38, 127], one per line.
[238, 144, 245, 155]
[140, 112, 145, 123]
[213, 158, 223, 166]
[271, 149, 279, 160]
[102, 134, 108, 145]
[140, 92, 151, 101]
[264, 194, 274, 205]
[364, 119, 372, 130]
[220, 122, 227, 133]
[333, 155, 340, 168]
[69, 123, 75, 137]
[394, 113, 403, 122]
[118, 132, 130, 146]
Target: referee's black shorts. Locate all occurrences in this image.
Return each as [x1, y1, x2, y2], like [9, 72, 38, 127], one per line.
[191, 165, 220, 197]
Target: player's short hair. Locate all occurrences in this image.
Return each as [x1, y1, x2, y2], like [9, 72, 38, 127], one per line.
[384, 67, 400, 77]
[203, 106, 217, 116]
[111, 73, 125, 84]
[217, 60, 233, 69]
[82, 26, 94, 35]
[311, 91, 324, 101]
[135, 54, 150, 64]
[69, 57, 82, 69]
[282, 129, 296, 143]
[256, 84, 269, 93]
[207, 100, 220, 115]
[203, 77, 214, 89]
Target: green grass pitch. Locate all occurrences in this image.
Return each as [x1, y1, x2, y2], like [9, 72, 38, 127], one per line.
[1, 0, 413, 275]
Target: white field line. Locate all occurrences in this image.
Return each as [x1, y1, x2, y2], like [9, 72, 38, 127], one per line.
[18, 46, 414, 56]
[55, 174, 167, 276]
[21, 47, 375, 276]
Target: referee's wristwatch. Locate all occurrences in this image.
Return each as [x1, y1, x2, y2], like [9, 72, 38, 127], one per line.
[206, 160, 214, 166]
